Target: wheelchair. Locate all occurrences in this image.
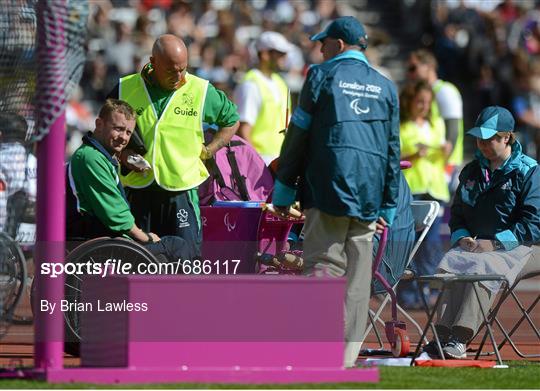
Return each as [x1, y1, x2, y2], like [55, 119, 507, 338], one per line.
[0, 232, 27, 341]
[31, 237, 161, 357]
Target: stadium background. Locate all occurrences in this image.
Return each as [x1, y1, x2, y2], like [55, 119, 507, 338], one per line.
[71, 0, 540, 161]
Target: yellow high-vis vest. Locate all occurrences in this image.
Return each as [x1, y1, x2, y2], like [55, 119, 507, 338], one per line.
[432, 80, 464, 166]
[400, 118, 451, 203]
[119, 73, 209, 191]
[243, 70, 289, 157]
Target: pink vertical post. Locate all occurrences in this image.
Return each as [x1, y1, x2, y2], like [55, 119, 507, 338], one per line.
[34, 0, 67, 372]
[34, 113, 66, 371]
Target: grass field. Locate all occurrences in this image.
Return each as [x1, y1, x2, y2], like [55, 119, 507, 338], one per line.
[1, 361, 538, 389]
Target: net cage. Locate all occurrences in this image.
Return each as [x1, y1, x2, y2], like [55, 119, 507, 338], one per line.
[0, 0, 88, 339]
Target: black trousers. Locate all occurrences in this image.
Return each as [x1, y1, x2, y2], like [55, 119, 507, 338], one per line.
[127, 186, 202, 258]
[144, 236, 197, 263]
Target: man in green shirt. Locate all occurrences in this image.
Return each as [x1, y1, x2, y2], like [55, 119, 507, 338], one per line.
[67, 99, 195, 261]
[108, 34, 240, 256]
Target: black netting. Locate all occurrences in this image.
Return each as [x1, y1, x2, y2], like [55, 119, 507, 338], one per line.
[35, 0, 89, 140]
[0, 0, 88, 335]
[0, 1, 37, 135]
[0, 0, 87, 234]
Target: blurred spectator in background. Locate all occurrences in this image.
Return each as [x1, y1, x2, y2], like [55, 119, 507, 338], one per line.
[166, 1, 197, 42]
[234, 31, 291, 164]
[0, 114, 34, 240]
[80, 54, 120, 114]
[86, 1, 115, 46]
[0, 114, 28, 205]
[397, 80, 450, 309]
[106, 21, 137, 75]
[74, 0, 540, 165]
[407, 49, 464, 190]
[66, 87, 96, 156]
[0, 172, 6, 234]
[512, 58, 540, 162]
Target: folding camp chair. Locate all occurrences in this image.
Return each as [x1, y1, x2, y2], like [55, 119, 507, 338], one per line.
[362, 200, 440, 350]
[473, 249, 540, 359]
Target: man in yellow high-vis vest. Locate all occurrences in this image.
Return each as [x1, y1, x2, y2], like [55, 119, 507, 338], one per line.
[233, 31, 291, 165]
[108, 35, 239, 256]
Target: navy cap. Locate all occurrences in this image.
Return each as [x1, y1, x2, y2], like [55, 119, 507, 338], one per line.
[310, 16, 368, 47]
[467, 106, 515, 139]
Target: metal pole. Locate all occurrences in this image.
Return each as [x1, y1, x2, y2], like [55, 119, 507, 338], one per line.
[34, 113, 66, 371]
[34, 0, 66, 372]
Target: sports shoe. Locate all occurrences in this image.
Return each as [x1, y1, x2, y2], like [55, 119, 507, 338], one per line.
[443, 337, 467, 359]
[422, 340, 444, 357]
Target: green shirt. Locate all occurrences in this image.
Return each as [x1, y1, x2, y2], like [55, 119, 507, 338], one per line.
[69, 141, 134, 234]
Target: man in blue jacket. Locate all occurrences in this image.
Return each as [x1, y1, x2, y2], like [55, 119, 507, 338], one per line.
[272, 16, 400, 367]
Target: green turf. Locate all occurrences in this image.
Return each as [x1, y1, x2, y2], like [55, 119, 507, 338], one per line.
[0, 361, 538, 389]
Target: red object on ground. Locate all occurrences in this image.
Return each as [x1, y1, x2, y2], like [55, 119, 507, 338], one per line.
[392, 328, 410, 357]
[415, 359, 496, 368]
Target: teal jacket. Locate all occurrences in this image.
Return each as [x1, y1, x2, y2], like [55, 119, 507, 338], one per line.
[273, 51, 400, 223]
[450, 141, 540, 249]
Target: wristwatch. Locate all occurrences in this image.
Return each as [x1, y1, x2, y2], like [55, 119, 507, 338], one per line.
[491, 239, 503, 250]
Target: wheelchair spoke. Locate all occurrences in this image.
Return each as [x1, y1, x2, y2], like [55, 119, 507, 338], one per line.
[70, 273, 82, 282]
[65, 283, 81, 293]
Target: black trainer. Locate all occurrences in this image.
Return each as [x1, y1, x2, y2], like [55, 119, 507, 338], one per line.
[422, 340, 445, 357]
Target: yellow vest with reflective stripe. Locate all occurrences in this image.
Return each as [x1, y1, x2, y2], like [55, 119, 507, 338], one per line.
[400, 119, 450, 203]
[432, 80, 464, 166]
[243, 70, 289, 157]
[119, 73, 209, 191]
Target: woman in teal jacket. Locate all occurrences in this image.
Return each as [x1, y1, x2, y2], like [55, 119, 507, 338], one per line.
[424, 106, 540, 359]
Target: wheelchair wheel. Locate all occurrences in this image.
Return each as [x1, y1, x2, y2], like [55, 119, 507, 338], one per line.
[63, 238, 160, 357]
[0, 232, 27, 340]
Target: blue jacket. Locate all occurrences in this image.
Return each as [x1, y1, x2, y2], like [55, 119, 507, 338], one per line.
[273, 51, 400, 223]
[450, 141, 540, 249]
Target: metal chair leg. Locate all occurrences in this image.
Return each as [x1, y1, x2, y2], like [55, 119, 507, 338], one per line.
[411, 284, 447, 366]
[476, 286, 540, 359]
[368, 309, 385, 349]
[472, 283, 504, 366]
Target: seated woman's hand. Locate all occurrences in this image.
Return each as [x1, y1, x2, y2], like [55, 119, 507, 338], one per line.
[471, 239, 495, 253]
[458, 236, 477, 252]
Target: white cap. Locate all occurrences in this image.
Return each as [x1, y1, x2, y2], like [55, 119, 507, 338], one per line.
[255, 31, 291, 54]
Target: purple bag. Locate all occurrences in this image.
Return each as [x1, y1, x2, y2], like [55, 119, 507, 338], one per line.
[198, 133, 274, 205]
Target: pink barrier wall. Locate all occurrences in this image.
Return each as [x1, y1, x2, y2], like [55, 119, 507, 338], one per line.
[80, 275, 346, 368]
